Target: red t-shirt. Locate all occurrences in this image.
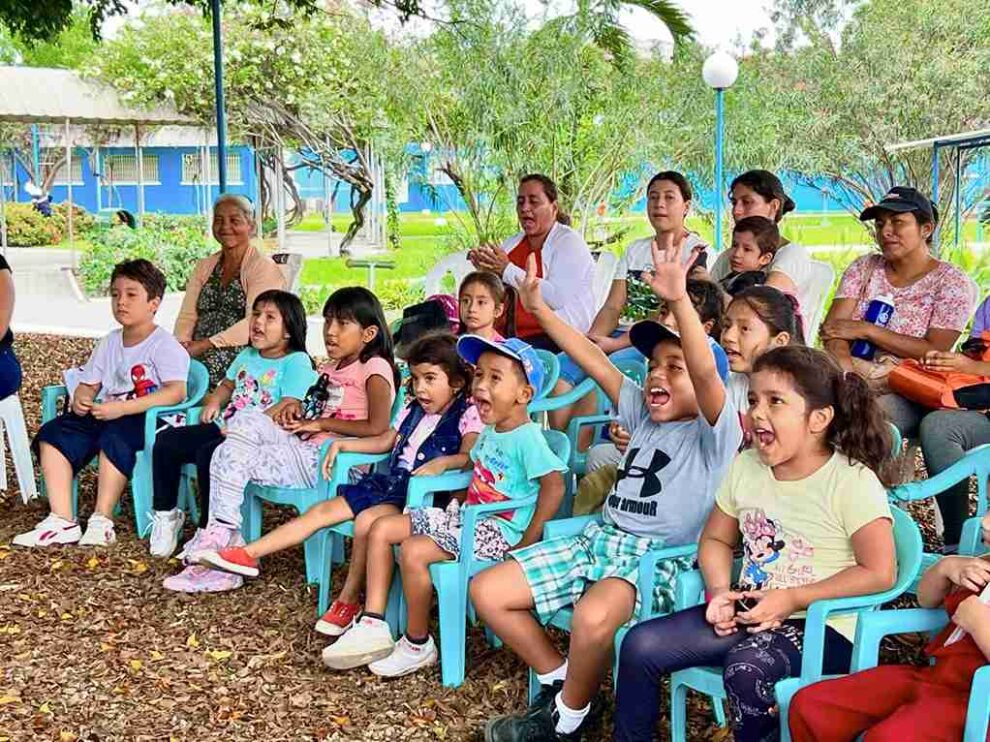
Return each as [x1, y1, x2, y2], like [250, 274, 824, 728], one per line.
[926, 588, 990, 691]
[499, 237, 543, 339]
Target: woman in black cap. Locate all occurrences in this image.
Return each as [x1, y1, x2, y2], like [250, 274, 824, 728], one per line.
[709, 170, 817, 313]
[820, 186, 977, 436]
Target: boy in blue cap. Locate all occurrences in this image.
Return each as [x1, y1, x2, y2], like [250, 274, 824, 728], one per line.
[322, 335, 566, 678]
[473, 236, 743, 741]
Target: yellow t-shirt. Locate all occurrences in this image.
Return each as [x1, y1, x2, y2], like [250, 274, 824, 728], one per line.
[715, 449, 892, 641]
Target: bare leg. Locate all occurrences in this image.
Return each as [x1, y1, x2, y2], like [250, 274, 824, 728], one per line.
[560, 578, 635, 708]
[243, 496, 355, 559]
[471, 560, 562, 674]
[364, 513, 412, 615]
[39, 442, 76, 520]
[93, 452, 129, 518]
[399, 535, 454, 638]
[336, 503, 401, 605]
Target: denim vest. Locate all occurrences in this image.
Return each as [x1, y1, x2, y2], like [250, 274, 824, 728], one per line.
[388, 392, 471, 471]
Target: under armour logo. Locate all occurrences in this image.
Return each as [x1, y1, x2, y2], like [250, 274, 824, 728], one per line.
[615, 447, 671, 499]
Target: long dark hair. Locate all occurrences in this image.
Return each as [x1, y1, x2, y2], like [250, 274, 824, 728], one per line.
[729, 286, 805, 345]
[252, 289, 309, 356]
[322, 287, 400, 388]
[729, 170, 796, 223]
[753, 346, 895, 485]
[519, 173, 571, 226]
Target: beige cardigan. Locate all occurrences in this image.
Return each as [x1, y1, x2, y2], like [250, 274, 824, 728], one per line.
[174, 246, 285, 348]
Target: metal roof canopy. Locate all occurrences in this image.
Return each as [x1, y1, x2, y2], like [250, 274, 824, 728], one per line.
[0, 66, 195, 126]
[885, 128, 990, 249]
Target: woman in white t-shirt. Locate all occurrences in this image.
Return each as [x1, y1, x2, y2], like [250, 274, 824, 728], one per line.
[550, 171, 708, 435]
[710, 170, 817, 315]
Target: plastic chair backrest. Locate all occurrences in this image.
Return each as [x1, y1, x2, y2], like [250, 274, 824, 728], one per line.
[804, 260, 835, 344]
[592, 251, 618, 312]
[424, 251, 474, 296]
[534, 349, 560, 400]
[186, 359, 210, 406]
[543, 428, 572, 466]
[889, 505, 925, 596]
[887, 422, 902, 460]
[271, 252, 304, 292]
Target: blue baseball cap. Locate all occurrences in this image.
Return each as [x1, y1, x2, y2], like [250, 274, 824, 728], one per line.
[628, 321, 730, 382]
[456, 335, 545, 394]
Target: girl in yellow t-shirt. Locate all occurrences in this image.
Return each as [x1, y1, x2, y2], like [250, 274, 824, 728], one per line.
[613, 345, 897, 742]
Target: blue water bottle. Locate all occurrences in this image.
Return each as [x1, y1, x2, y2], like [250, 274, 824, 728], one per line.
[850, 294, 895, 360]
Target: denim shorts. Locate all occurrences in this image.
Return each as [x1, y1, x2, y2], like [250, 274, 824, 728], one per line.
[33, 411, 147, 477]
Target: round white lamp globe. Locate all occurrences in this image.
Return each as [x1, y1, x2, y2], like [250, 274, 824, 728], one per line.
[420, 141, 433, 153]
[702, 51, 739, 90]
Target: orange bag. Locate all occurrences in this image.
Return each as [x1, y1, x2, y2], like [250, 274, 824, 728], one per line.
[888, 333, 990, 410]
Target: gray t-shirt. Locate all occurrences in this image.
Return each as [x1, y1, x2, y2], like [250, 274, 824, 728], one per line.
[603, 377, 743, 541]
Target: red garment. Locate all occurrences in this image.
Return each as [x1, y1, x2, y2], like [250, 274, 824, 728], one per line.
[790, 590, 989, 742]
[499, 237, 543, 339]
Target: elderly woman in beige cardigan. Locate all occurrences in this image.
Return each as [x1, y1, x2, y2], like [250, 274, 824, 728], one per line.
[174, 194, 285, 385]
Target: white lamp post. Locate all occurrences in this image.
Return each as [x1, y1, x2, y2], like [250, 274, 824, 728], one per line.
[702, 51, 739, 251]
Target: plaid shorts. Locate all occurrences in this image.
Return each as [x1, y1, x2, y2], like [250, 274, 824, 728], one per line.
[511, 520, 693, 625]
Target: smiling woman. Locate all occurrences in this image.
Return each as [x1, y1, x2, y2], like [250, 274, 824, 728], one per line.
[174, 194, 286, 386]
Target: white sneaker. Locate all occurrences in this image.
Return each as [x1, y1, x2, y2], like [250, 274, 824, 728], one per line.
[321, 615, 395, 670]
[12, 513, 81, 547]
[78, 514, 117, 546]
[368, 635, 438, 678]
[149, 509, 186, 558]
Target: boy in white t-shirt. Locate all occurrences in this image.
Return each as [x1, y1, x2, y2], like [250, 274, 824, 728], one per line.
[15, 260, 190, 548]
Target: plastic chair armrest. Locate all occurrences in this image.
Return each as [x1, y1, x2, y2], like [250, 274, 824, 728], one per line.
[966, 665, 990, 742]
[143, 395, 214, 449]
[459, 495, 539, 575]
[850, 607, 949, 672]
[636, 543, 699, 620]
[41, 385, 68, 423]
[404, 469, 474, 510]
[890, 448, 990, 503]
[528, 377, 600, 414]
[184, 406, 204, 426]
[543, 513, 601, 540]
[324, 449, 389, 488]
[674, 569, 706, 610]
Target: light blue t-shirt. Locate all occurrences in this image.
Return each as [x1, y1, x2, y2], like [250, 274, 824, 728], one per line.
[221, 348, 317, 423]
[466, 421, 566, 544]
[603, 376, 743, 542]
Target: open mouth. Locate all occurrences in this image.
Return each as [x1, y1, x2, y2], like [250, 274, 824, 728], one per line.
[753, 427, 776, 447]
[647, 385, 671, 409]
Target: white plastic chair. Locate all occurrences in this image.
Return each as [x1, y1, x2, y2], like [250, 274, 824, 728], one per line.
[592, 251, 618, 312]
[0, 394, 38, 503]
[424, 251, 473, 296]
[803, 260, 836, 344]
[271, 252, 304, 293]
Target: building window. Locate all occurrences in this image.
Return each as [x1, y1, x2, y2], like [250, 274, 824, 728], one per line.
[181, 152, 243, 184]
[43, 148, 84, 185]
[102, 153, 161, 184]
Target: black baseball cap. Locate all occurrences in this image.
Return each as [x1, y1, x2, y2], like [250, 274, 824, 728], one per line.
[859, 186, 938, 224]
[628, 321, 730, 381]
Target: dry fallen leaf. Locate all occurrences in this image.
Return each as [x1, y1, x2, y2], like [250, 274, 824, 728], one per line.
[86, 556, 100, 570]
[186, 633, 200, 649]
[206, 649, 232, 662]
[0, 624, 21, 635]
[0, 696, 21, 706]
[129, 660, 143, 672]
[127, 559, 149, 575]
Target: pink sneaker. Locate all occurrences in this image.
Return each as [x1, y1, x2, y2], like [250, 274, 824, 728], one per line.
[162, 563, 244, 593]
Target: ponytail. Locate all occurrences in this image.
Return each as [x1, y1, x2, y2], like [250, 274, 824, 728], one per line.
[753, 346, 896, 485]
[730, 286, 806, 346]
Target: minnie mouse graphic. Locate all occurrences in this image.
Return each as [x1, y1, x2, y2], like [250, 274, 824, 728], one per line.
[741, 511, 786, 588]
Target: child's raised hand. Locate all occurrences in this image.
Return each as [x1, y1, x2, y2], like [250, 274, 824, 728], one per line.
[517, 252, 547, 314]
[942, 555, 990, 593]
[644, 234, 700, 302]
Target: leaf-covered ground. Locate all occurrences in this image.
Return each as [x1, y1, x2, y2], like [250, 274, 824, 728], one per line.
[0, 335, 941, 741]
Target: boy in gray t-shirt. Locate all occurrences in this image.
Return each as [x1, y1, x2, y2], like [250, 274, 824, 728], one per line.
[472, 237, 743, 741]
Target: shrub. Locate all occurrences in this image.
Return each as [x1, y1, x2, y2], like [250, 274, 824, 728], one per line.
[52, 202, 97, 237]
[2, 202, 64, 246]
[298, 279, 425, 316]
[80, 215, 214, 296]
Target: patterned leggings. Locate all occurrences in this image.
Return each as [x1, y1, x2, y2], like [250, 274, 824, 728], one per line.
[613, 604, 852, 742]
[208, 410, 321, 529]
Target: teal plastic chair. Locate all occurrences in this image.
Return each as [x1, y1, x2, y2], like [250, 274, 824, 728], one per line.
[522, 511, 710, 712]
[668, 505, 923, 742]
[39, 359, 210, 538]
[890, 443, 990, 589]
[241, 387, 407, 588]
[800, 607, 988, 742]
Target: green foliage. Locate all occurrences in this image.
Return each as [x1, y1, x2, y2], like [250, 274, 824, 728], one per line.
[79, 215, 213, 296]
[0, 8, 97, 67]
[51, 202, 97, 236]
[298, 279, 424, 316]
[2, 203, 63, 246]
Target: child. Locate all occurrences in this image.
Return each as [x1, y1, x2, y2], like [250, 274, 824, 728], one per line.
[198, 333, 482, 636]
[14, 259, 189, 548]
[321, 335, 566, 677]
[163, 287, 398, 592]
[789, 549, 990, 741]
[148, 290, 314, 558]
[476, 238, 742, 741]
[720, 216, 780, 296]
[613, 345, 897, 742]
[458, 271, 506, 341]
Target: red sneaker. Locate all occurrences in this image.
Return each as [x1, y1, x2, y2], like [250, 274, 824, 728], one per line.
[315, 600, 362, 637]
[197, 546, 260, 578]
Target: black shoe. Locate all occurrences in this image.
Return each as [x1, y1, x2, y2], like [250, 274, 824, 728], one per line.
[483, 691, 591, 742]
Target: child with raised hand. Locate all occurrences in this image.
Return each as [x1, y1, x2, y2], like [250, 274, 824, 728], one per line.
[613, 345, 898, 742]
[148, 290, 314, 558]
[198, 334, 482, 636]
[321, 335, 566, 678]
[15, 260, 189, 549]
[458, 271, 506, 341]
[164, 287, 398, 593]
[790, 545, 990, 741]
[475, 237, 742, 741]
[720, 216, 780, 296]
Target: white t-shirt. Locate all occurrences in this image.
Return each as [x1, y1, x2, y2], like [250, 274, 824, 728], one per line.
[614, 233, 708, 280]
[80, 326, 190, 401]
[712, 242, 817, 315]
